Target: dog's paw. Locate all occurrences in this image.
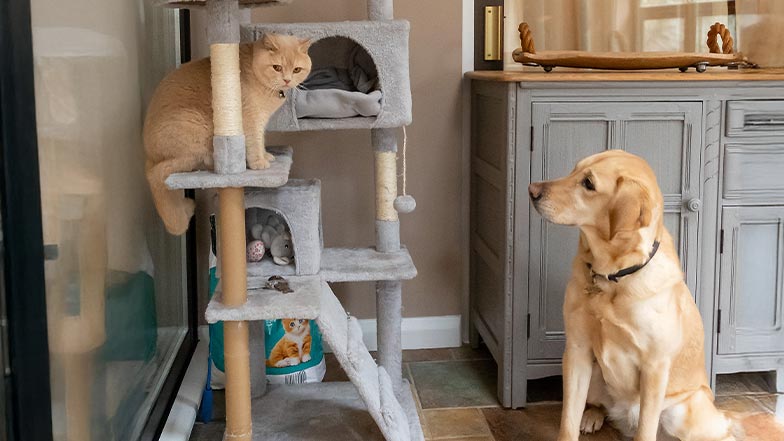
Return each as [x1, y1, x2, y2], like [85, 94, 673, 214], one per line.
[580, 406, 606, 434]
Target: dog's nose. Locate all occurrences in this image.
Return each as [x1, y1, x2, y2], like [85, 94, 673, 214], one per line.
[529, 182, 544, 201]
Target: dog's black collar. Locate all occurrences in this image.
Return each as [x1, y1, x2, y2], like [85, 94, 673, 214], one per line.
[587, 240, 660, 283]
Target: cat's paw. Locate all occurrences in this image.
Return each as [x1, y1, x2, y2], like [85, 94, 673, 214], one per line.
[263, 151, 276, 162]
[301, 354, 311, 363]
[275, 357, 300, 367]
[247, 156, 271, 170]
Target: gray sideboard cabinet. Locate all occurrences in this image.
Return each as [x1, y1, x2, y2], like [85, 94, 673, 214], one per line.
[467, 69, 784, 408]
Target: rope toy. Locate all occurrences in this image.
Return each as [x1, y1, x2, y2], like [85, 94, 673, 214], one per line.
[393, 126, 416, 214]
[707, 22, 734, 54]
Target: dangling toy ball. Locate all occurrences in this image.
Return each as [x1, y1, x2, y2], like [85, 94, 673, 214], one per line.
[246, 240, 266, 262]
[394, 195, 416, 214]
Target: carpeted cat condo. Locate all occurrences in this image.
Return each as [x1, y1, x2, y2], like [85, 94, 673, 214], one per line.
[242, 20, 412, 131]
[243, 179, 322, 276]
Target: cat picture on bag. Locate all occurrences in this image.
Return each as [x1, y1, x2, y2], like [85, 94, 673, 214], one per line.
[143, 33, 312, 235]
[266, 318, 312, 368]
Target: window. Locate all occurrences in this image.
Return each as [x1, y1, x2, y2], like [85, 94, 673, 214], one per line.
[640, 0, 736, 52]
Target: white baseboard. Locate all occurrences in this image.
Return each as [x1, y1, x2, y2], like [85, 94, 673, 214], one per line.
[330, 315, 462, 352]
[201, 314, 461, 361]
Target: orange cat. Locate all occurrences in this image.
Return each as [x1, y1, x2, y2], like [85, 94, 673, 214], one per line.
[143, 34, 311, 235]
[266, 318, 312, 368]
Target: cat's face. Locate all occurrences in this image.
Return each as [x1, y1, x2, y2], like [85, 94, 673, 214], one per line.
[282, 318, 309, 336]
[252, 33, 312, 91]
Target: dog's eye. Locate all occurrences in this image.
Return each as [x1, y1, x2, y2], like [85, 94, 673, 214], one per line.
[582, 177, 595, 191]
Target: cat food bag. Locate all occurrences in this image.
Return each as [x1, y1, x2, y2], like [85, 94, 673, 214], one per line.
[264, 318, 325, 384]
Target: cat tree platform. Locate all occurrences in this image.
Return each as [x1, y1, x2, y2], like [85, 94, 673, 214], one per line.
[249, 380, 424, 441]
[205, 275, 322, 323]
[319, 247, 416, 282]
[165, 146, 292, 190]
[245, 246, 417, 282]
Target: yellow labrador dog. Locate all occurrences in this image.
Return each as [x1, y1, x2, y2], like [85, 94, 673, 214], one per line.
[529, 150, 736, 441]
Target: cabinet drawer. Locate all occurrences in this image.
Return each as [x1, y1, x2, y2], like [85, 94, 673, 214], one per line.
[723, 143, 784, 202]
[726, 100, 784, 137]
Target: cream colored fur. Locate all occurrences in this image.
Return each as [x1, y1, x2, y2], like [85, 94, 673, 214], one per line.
[143, 34, 311, 235]
[529, 150, 737, 441]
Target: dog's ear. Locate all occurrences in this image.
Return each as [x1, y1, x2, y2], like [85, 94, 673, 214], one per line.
[609, 177, 651, 240]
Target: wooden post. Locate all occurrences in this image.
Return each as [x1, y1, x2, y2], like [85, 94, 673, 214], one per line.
[219, 187, 251, 441]
[206, 1, 251, 440]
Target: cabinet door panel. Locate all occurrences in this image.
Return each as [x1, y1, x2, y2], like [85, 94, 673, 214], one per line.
[623, 105, 703, 291]
[718, 206, 784, 355]
[624, 119, 685, 195]
[529, 106, 608, 360]
[528, 101, 702, 362]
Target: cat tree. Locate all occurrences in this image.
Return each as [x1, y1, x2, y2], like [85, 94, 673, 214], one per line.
[154, 0, 420, 439]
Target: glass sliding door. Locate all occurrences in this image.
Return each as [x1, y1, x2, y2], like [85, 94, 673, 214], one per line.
[19, 0, 196, 440]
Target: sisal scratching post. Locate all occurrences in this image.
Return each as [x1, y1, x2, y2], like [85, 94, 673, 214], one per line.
[208, 0, 246, 175]
[207, 1, 252, 439]
[372, 127, 404, 397]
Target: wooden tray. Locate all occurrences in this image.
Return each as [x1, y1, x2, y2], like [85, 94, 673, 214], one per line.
[513, 22, 749, 72]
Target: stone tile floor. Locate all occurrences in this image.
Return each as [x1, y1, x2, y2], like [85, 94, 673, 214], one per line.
[190, 345, 784, 440]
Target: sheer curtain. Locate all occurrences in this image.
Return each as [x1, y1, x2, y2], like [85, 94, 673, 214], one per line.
[504, 0, 783, 68]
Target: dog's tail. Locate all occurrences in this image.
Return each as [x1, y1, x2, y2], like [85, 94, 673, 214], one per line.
[726, 411, 784, 441]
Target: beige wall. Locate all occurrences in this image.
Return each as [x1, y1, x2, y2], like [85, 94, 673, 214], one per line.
[193, 2, 465, 320]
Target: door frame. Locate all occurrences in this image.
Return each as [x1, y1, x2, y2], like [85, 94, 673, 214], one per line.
[0, 0, 55, 439]
[0, 2, 198, 440]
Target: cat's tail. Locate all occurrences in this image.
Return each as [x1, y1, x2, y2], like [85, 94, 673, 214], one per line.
[146, 158, 197, 235]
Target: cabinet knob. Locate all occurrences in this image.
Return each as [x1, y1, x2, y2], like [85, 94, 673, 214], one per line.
[686, 198, 702, 212]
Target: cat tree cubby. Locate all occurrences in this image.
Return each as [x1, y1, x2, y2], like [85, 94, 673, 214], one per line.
[242, 20, 412, 131]
[156, 0, 422, 439]
[244, 179, 323, 276]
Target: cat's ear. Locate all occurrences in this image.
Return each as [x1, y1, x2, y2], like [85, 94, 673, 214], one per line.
[261, 34, 279, 52]
[298, 38, 312, 53]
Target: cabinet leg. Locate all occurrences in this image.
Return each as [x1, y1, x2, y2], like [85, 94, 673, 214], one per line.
[775, 369, 784, 394]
